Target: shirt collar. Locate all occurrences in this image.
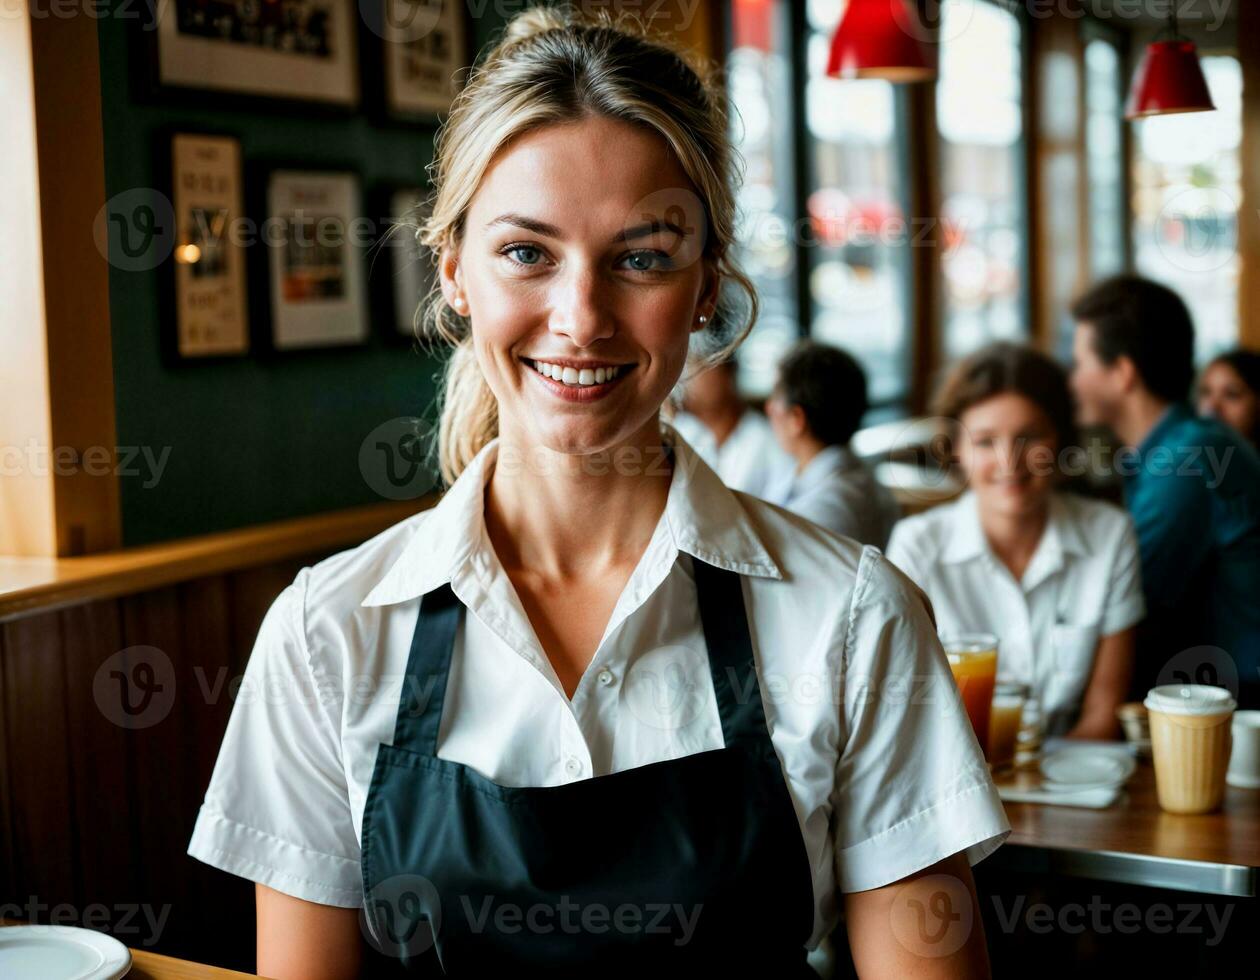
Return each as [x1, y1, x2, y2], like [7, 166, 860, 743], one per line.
[941, 490, 1090, 572]
[1134, 402, 1190, 457]
[779, 444, 857, 504]
[361, 420, 782, 607]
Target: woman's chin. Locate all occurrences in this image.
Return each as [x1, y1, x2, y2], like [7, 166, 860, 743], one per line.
[980, 484, 1050, 517]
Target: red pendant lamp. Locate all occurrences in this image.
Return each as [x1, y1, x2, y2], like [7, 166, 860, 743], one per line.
[1125, 6, 1214, 119]
[826, 0, 936, 83]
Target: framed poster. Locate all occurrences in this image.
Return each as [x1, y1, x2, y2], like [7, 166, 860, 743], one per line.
[387, 187, 438, 339]
[266, 170, 369, 350]
[170, 133, 250, 357]
[154, 0, 359, 107]
[381, 0, 469, 118]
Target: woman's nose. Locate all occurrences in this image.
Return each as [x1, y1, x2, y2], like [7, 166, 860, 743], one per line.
[548, 266, 615, 348]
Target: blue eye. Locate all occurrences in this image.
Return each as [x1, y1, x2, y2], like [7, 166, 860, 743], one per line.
[623, 250, 673, 273]
[504, 244, 543, 266]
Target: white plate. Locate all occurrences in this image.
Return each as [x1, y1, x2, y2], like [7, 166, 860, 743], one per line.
[0, 925, 131, 980]
[1039, 746, 1137, 792]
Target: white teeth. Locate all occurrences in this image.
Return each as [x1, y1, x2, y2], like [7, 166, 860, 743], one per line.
[527, 360, 625, 387]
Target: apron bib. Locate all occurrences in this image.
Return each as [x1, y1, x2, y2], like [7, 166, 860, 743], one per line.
[360, 554, 816, 976]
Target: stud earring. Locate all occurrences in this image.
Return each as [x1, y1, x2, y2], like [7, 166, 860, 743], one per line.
[697, 314, 708, 324]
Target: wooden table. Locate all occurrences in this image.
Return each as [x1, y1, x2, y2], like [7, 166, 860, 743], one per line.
[990, 758, 1260, 897]
[0, 919, 264, 978]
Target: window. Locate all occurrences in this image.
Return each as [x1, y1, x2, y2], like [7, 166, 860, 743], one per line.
[727, 0, 800, 396]
[1132, 55, 1242, 363]
[726, 0, 1036, 410]
[936, 0, 1026, 360]
[1084, 32, 1127, 278]
[803, 0, 910, 407]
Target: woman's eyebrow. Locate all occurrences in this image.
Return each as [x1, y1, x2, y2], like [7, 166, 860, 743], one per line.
[485, 212, 689, 243]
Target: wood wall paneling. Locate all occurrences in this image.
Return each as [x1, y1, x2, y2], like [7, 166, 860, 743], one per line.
[0, 550, 327, 970]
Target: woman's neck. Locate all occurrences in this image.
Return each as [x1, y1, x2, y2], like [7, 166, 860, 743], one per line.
[483, 418, 673, 583]
[979, 497, 1051, 583]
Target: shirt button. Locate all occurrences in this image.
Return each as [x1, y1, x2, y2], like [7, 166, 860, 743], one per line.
[596, 668, 615, 686]
[564, 756, 583, 777]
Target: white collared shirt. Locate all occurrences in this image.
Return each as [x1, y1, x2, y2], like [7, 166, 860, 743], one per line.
[886, 490, 1146, 735]
[187, 423, 1009, 949]
[669, 408, 794, 498]
[764, 444, 902, 549]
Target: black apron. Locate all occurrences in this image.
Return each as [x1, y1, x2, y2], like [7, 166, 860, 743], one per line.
[360, 552, 816, 976]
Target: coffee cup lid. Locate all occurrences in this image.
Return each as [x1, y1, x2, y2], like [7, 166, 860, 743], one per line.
[1144, 684, 1237, 716]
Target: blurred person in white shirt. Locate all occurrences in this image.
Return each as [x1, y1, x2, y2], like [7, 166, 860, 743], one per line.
[764, 340, 900, 549]
[669, 354, 794, 498]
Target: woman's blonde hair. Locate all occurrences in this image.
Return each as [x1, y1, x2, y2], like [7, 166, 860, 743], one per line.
[408, 3, 759, 484]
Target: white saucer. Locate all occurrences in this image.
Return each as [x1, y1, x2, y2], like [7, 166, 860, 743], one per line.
[1040, 745, 1137, 793]
[0, 925, 131, 980]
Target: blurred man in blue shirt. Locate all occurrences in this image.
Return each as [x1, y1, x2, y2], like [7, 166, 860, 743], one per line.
[1069, 275, 1260, 708]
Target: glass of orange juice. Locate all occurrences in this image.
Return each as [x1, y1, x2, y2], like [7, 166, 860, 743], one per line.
[940, 632, 999, 758]
[987, 681, 1028, 772]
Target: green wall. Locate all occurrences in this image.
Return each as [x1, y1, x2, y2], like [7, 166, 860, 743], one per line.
[96, 11, 514, 546]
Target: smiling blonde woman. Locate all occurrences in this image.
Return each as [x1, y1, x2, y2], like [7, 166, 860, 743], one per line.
[187, 7, 1009, 978]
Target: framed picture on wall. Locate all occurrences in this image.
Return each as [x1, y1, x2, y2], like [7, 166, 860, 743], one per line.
[153, 1, 359, 107]
[266, 170, 369, 350]
[170, 133, 250, 357]
[379, 0, 470, 118]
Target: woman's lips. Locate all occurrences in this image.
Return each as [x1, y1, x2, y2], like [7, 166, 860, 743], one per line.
[521, 357, 636, 403]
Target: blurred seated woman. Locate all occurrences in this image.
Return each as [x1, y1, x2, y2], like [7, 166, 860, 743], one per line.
[887, 343, 1145, 739]
[1197, 348, 1260, 447]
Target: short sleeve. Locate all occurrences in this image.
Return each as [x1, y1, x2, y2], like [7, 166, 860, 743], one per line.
[187, 567, 363, 907]
[1102, 516, 1146, 636]
[831, 548, 1010, 893]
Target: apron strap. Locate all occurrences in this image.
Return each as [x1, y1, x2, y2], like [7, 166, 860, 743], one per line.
[692, 556, 771, 747]
[390, 581, 462, 756]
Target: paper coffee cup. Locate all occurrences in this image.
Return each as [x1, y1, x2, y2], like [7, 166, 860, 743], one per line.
[1227, 710, 1260, 789]
[1144, 685, 1236, 814]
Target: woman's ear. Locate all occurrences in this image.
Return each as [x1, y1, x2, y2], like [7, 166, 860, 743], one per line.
[438, 247, 464, 311]
[692, 261, 721, 331]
